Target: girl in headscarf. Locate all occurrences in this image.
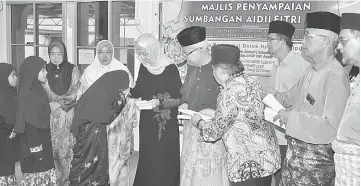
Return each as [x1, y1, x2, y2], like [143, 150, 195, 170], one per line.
[131, 33, 182, 186]
[0, 63, 20, 185]
[69, 70, 131, 186]
[42, 41, 80, 186]
[13, 56, 56, 185]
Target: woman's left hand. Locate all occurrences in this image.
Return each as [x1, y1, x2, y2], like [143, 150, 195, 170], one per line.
[191, 114, 202, 126]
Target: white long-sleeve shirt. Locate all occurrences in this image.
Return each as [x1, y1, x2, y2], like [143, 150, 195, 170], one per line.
[269, 50, 309, 145]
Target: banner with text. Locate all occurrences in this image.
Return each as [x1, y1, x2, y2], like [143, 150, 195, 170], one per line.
[162, 1, 357, 76]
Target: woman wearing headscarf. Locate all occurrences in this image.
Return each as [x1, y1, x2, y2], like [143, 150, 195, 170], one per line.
[13, 56, 56, 185]
[69, 70, 131, 186]
[131, 33, 182, 186]
[0, 63, 20, 185]
[78, 40, 133, 97]
[42, 41, 80, 186]
[70, 40, 136, 186]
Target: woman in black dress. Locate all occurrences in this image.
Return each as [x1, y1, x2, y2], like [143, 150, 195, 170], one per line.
[0, 63, 20, 185]
[132, 33, 182, 186]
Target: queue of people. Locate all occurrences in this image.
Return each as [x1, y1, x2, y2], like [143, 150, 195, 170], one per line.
[0, 11, 359, 186]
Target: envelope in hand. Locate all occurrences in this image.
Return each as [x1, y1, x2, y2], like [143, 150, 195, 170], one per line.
[135, 100, 153, 110]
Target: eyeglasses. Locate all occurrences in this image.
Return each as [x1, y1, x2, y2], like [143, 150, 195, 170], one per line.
[185, 47, 201, 56]
[267, 37, 280, 42]
[339, 37, 356, 46]
[304, 33, 327, 41]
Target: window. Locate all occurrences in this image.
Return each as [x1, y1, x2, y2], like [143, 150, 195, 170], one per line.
[10, 3, 63, 70]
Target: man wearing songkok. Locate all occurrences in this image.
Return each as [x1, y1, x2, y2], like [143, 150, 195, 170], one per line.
[332, 12, 360, 186]
[191, 44, 281, 186]
[267, 20, 309, 186]
[177, 26, 229, 186]
[268, 11, 350, 185]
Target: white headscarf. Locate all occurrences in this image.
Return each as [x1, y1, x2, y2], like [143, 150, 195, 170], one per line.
[81, 40, 134, 91]
[135, 34, 173, 75]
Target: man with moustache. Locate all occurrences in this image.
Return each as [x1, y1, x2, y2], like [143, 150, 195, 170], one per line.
[266, 20, 309, 186]
[177, 26, 229, 186]
[268, 11, 350, 185]
[332, 13, 360, 186]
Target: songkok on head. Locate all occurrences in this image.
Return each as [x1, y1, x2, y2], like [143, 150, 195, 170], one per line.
[341, 13, 360, 31]
[211, 44, 240, 65]
[177, 26, 206, 47]
[268, 21, 295, 39]
[306, 11, 341, 34]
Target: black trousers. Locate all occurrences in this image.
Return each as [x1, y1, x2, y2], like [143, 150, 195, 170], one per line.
[231, 175, 273, 186]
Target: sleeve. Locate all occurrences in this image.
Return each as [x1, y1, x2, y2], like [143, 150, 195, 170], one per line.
[201, 84, 239, 142]
[273, 84, 300, 109]
[269, 64, 278, 88]
[273, 66, 309, 108]
[159, 65, 183, 109]
[58, 66, 81, 111]
[0, 115, 11, 130]
[180, 64, 190, 105]
[130, 65, 143, 99]
[286, 77, 350, 144]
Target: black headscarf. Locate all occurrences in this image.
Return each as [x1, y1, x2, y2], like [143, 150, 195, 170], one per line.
[46, 41, 75, 95]
[71, 70, 129, 137]
[0, 63, 20, 166]
[14, 56, 51, 133]
[0, 63, 17, 126]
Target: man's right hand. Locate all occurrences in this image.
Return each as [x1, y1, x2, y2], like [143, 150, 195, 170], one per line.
[178, 103, 189, 110]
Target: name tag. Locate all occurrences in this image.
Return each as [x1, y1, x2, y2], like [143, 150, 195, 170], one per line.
[306, 93, 315, 105]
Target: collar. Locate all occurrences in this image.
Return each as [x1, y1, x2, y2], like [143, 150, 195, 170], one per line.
[223, 72, 244, 89]
[312, 56, 335, 71]
[279, 50, 296, 66]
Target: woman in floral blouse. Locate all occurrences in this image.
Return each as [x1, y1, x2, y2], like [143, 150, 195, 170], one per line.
[42, 41, 80, 186]
[191, 44, 281, 186]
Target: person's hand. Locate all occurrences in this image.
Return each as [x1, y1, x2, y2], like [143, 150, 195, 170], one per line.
[273, 109, 290, 128]
[191, 114, 202, 127]
[199, 108, 215, 118]
[8, 130, 16, 139]
[179, 103, 189, 110]
[149, 99, 160, 108]
[264, 86, 277, 95]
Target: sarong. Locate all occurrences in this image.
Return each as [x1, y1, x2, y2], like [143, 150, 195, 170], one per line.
[281, 136, 335, 186]
[332, 140, 360, 186]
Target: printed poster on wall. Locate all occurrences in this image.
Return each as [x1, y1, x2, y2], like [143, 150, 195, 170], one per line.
[162, 0, 356, 76]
